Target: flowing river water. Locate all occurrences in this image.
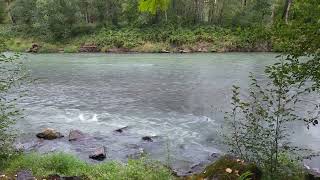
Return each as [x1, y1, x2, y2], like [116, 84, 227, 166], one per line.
[14, 53, 320, 175]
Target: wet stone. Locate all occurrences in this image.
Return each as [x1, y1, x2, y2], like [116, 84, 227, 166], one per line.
[17, 170, 35, 180]
[142, 136, 153, 142]
[89, 146, 106, 161]
[36, 128, 64, 140]
[115, 126, 128, 133]
[69, 130, 85, 141]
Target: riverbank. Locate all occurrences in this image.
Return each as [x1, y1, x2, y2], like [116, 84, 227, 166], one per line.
[1, 153, 264, 180]
[1, 26, 279, 54]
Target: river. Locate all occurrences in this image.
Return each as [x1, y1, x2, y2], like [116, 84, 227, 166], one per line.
[14, 53, 320, 175]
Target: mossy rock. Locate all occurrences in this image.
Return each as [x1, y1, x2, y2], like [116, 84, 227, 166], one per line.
[185, 156, 262, 180]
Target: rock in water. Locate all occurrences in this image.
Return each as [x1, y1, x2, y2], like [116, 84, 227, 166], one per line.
[115, 126, 128, 133]
[89, 147, 106, 161]
[17, 170, 35, 180]
[69, 130, 85, 141]
[142, 136, 153, 142]
[36, 128, 64, 140]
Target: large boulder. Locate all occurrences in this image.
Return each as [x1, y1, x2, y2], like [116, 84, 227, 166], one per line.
[69, 130, 85, 141]
[36, 128, 64, 140]
[89, 146, 106, 161]
[185, 156, 262, 180]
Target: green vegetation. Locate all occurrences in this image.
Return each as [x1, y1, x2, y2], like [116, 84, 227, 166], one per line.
[189, 156, 262, 180]
[0, 25, 274, 53]
[0, 0, 319, 179]
[0, 0, 313, 53]
[0, 33, 27, 169]
[222, 0, 319, 179]
[3, 153, 175, 180]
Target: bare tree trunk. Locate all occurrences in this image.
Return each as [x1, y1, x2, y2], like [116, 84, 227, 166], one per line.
[165, 11, 168, 22]
[271, 4, 275, 24]
[242, 0, 247, 7]
[5, 0, 14, 24]
[282, 0, 292, 24]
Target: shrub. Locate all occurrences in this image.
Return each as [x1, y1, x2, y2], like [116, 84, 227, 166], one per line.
[0, 37, 27, 169]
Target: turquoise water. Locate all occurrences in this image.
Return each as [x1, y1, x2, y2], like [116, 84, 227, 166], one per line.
[15, 53, 320, 175]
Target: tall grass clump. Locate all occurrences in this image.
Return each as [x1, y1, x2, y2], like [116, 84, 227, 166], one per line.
[4, 153, 175, 180]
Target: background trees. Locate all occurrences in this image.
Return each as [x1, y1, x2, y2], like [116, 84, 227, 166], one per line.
[2, 0, 300, 26]
[0, 0, 316, 43]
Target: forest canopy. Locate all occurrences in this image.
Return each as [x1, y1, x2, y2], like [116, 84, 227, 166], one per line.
[0, 0, 308, 40]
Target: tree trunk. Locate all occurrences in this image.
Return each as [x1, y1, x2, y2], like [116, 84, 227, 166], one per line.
[242, 0, 247, 7]
[165, 11, 168, 22]
[282, 0, 292, 24]
[5, 0, 14, 24]
[271, 4, 275, 24]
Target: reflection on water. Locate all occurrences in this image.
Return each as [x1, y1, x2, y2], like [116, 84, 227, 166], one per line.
[15, 53, 320, 175]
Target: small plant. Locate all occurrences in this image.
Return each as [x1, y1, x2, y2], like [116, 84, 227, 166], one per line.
[223, 60, 319, 179]
[238, 171, 253, 180]
[0, 36, 27, 169]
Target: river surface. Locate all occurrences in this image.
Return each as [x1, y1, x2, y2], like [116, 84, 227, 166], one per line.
[14, 53, 320, 175]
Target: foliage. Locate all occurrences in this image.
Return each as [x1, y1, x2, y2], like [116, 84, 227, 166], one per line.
[272, 0, 320, 90]
[0, 0, 6, 23]
[138, 0, 170, 15]
[224, 62, 319, 179]
[223, 2, 320, 178]
[4, 153, 175, 180]
[1, 0, 302, 41]
[0, 35, 26, 169]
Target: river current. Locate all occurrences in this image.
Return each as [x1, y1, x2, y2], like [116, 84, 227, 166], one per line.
[14, 53, 320, 175]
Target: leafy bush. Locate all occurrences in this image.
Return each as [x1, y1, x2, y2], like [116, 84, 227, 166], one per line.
[0, 37, 27, 169]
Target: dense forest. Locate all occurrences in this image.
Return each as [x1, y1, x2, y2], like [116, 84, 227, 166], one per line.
[0, 0, 318, 53]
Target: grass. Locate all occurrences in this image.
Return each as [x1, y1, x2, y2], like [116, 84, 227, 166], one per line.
[3, 153, 175, 180]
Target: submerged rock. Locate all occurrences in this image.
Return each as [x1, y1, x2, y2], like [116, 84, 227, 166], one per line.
[127, 148, 146, 159]
[115, 126, 129, 133]
[142, 136, 153, 142]
[17, 170, 35, 180]
[89, 146, 106, 161]
[69, 130, 85, 141]
[36, 128, 64, 140]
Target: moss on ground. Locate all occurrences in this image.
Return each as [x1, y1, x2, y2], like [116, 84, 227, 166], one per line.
[183, 156, 262, 180]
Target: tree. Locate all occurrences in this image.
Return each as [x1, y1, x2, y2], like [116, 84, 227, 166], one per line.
[138, 0, 171, 22]
[0, 0, 6, 23]
[224, 63, 319, 179]
[34, 0, 79, 40]
[282, 0, 292, 24]
[224, 0, 320, 178]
